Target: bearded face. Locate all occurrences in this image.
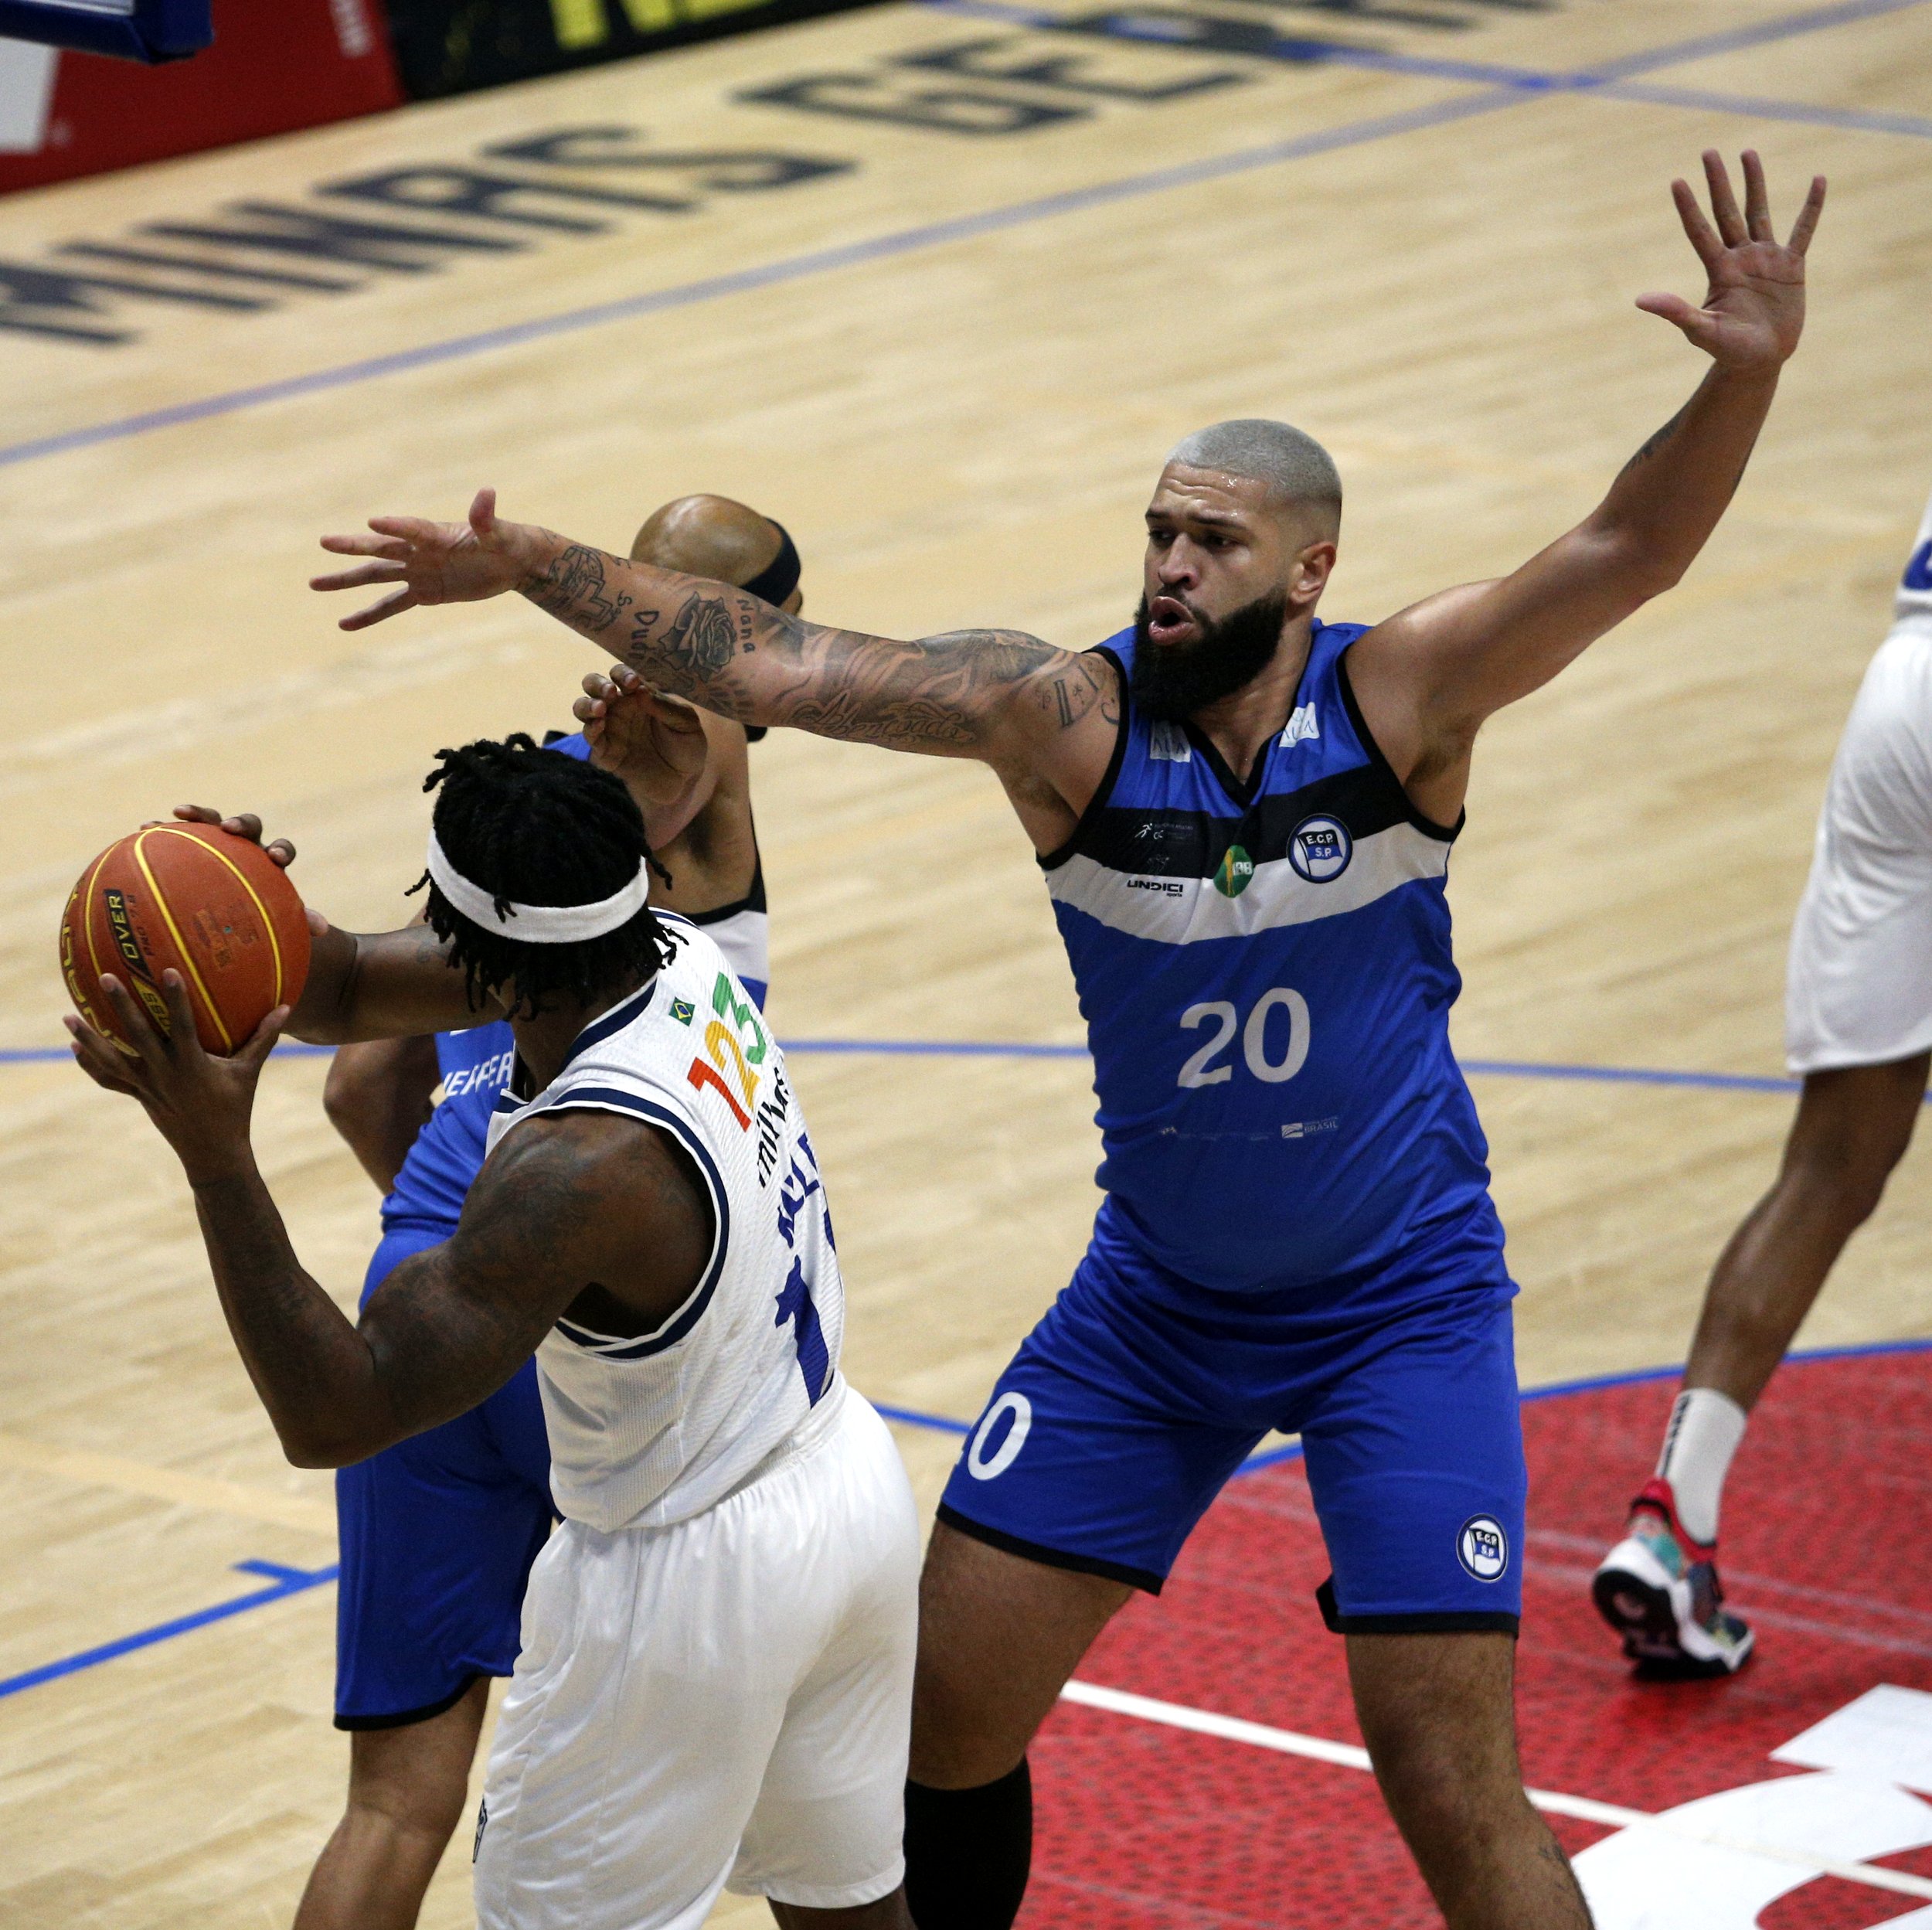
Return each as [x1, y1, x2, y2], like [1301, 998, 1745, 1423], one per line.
[1130, 589, 1290, 723]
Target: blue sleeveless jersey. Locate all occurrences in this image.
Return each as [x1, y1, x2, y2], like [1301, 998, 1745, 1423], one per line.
[1043, 620, 1503, 1295]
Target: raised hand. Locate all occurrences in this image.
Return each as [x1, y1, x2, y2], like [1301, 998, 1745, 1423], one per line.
[1638, 150, 1825, 372]
[574, 664, 710, 809]
[312, 488, 534, 632]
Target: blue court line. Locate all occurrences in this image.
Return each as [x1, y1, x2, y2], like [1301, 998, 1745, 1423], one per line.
[0, 0, 1917, 474]
[9, 1033, 1905, 1100]
[926, 0, 1932, 140]
[0, 1558, 337, 1702]
[12, 1337, 1929, 1702]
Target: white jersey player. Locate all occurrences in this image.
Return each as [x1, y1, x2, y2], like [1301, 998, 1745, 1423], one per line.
[67, 740, 920, 1930]
[1594, 485, 1932, 1675]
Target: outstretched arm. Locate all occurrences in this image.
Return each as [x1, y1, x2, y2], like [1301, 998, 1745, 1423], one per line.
[313, 504, 1121, 848]
[66, 972, 701, 1467]
[1355, 151, 1826, 815]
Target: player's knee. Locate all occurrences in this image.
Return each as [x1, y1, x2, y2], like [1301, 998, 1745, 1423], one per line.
[345, 1733, 474, 1843]
[1784, 1064, 1926, 1213]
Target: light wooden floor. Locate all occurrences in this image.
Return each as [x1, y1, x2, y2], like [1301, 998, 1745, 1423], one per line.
[3, 0, 1930, 1921]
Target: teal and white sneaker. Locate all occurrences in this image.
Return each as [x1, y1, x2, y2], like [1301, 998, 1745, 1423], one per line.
[1592, 1478, 1754, 1676]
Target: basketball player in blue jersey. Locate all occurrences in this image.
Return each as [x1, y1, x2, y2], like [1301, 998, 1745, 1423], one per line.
[297, 497, 801, 1930]
[317, 151, 1825, 1929]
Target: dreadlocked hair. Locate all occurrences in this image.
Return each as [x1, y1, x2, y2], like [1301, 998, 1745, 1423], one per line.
[413, 734, 677, 1019]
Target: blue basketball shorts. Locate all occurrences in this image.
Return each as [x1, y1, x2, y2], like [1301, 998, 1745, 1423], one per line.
[937, 1206, 1526, 1632]
[333, 1224, 555, 1728]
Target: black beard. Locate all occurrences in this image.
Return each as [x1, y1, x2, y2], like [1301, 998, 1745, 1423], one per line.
[1130, 590, 1291, 723]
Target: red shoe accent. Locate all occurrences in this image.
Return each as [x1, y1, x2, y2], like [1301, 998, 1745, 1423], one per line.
[1627, 1476, 1717, 1563]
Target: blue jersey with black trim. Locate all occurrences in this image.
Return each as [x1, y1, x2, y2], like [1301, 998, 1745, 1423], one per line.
[380, 730, 767, 1237]
[1043, 619, 1502, 1293]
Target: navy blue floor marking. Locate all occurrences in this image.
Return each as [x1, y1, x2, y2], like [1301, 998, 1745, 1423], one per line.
[929, 0, 1932, 140]
[12, 1341, 1927, 1700]
[0, 0, 1919, 475]
[0, 1558, 337, 1702]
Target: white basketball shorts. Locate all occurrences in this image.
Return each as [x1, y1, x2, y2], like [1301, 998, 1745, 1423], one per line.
[1786, 618, 1932, 1074]
[472, 1382, 920, 1929]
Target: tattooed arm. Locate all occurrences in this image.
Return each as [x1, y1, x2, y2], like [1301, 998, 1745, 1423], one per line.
[315, 492, 1122, 851]
[67, 969, 709, 1467]
[1350, 150, 1825, 827]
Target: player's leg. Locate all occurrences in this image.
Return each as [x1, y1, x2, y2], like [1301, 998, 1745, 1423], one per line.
[770, 1898, 913, 1929]
[311, 1226, 555, 1928]
[1683, 1054, 1927, 1409]
[1594, 1050, 1927, 1672]
[1298, 1274, 1573, 1925]
[905, 1232, 1260, 1930]
[904, 1523, 1131, 1929]
[475, 1391, 913, 1930]
[294, 1680, 489, 1930]
[1347, 1631, 1588, 1929]
[731, 1394, 927, 1928]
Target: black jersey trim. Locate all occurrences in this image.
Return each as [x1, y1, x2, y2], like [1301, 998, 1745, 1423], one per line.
[1334, 644, 1461, 845]
[1038, 646, 1131, 875]
[542, 1088, 728, 1360]
[556, 979, 657, 1077]
[335, 1673, 488, 1731]
[1315, 1578, 1518, 1637]
[1072, 763, 1416, 880]
[688, 852, 767, 924]
[936, 1502, 1164, 1595]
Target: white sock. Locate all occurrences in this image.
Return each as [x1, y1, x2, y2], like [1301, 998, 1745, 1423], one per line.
[1656, 1387, 1748, 1546]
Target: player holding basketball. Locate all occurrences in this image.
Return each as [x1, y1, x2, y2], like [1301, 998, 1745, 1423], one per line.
[1591, 485, 1932, 1677]
[298, 496, 799, 1930]
[315, 151, 1823, 1929]
[67, 738, 919, 1930]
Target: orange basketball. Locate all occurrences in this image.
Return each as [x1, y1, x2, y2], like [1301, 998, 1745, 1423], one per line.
[59, 823, 311, 1057]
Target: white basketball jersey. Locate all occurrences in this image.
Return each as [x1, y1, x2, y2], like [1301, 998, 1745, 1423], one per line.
[485, 916, 845, 1533]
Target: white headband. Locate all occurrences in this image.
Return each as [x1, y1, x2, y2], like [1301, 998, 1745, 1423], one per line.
[427, 831, 651, 944]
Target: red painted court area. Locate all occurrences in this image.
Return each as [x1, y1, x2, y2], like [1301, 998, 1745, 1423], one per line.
[1028, 1349, 1932, 1928]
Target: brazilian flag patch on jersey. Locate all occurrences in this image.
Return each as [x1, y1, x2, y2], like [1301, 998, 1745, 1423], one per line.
[1213, 844, 1255, 898]
[670, 997, 696, 1025]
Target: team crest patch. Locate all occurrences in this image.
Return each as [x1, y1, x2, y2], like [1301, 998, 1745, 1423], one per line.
[670, 997, 696, 1025]
[1288, 814, 1352, 883]
[1213, 843, 1255, 898]
[1458, 1514, 1509, 1582]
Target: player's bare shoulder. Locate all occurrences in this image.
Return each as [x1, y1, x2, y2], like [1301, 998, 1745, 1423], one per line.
[936, 631, 1121, 850]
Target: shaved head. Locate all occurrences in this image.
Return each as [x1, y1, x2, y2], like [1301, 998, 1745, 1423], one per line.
[1165, 420, 1341, 533]
[629, 494, 784, 587]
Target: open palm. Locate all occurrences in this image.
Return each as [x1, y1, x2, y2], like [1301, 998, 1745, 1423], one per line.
[313, 488, 527, 631]
[1639, 150, 1825, 372]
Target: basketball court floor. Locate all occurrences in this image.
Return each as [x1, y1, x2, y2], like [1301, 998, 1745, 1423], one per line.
[2, 0, 1930, 1922]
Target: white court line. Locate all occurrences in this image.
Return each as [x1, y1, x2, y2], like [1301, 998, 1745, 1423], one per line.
[1060, 1680, 1932, 1904]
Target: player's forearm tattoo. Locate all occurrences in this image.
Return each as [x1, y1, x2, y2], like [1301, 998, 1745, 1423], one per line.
[656, 593, 741, 682]
[1619, 402, 1690, 477]
[621, 591, 1066, 754]
[526, 542, 634, 630]
[520, 533, 1094, 758]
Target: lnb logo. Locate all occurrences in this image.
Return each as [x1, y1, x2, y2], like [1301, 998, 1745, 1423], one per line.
[1458, 1514, 1509, 1582]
